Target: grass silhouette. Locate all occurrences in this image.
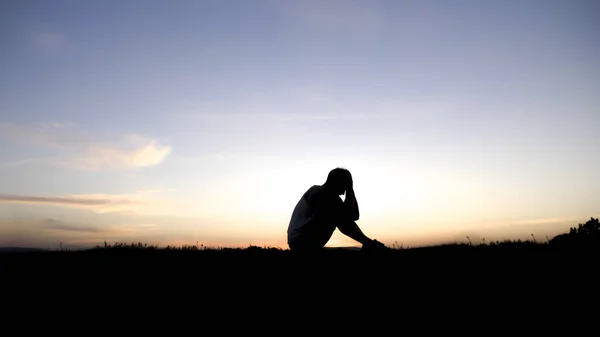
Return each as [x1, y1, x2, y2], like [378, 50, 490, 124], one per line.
[2, 218, 597, 288]
[4, 217, 599, 258]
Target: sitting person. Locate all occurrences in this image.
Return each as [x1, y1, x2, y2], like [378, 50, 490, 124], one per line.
[287, 167, 389, 254]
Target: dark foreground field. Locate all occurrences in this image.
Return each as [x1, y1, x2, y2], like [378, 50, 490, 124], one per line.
[2, 219, 598, 309]
[2, 226, 598, 328]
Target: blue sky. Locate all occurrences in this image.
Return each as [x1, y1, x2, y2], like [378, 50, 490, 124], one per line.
[1, 0, 599, 249]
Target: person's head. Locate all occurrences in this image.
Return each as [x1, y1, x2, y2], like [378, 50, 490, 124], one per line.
[324, 167, 352, 195]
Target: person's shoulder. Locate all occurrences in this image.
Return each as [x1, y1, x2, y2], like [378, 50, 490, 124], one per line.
[306, 185, 322, 194]
[303, 185, 320, 199]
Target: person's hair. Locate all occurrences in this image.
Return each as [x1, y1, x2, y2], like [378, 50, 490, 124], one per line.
[325, 167, 352, 187]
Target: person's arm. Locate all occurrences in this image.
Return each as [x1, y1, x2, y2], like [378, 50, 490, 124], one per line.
[336, 199, 387, 250]
[344, 187, 359, 221]
[335, 195, 371, 245]
[337, 218, 373, 246]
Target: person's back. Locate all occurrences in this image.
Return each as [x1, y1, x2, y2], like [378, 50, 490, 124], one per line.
[287, 184, 341, 252]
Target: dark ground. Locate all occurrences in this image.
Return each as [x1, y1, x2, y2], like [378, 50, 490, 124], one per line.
[1, 239, 597, 331]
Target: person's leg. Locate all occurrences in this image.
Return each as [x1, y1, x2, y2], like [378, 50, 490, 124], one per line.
[289, 237, 324, 256]
[290, 221, 336, 252]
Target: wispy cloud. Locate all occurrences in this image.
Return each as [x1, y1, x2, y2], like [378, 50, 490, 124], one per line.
[42, 218, 102, 233]
[0, 217, 164, 249]
[508, 218, 570, 226]
[68, 138, 172, 170]
[0, 194, 138, 207]
[41, 218, 160, 235]
[0, 192, 172, 215]
[0, 121, 172, 170]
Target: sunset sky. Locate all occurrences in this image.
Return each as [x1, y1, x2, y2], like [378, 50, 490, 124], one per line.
[1, 0, 598, 250]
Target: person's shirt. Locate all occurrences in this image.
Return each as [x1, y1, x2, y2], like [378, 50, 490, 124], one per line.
[287, 185, 349, 245]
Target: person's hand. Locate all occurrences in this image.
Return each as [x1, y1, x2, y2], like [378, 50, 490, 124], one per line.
[370, 239, 387, 249]
[362, 239, 390, 255]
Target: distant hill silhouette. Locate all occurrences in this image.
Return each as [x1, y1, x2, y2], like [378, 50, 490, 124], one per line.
[0, 247, 47, 254]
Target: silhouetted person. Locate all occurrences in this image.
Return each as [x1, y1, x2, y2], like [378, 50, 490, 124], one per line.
[287, 167, 388, 254]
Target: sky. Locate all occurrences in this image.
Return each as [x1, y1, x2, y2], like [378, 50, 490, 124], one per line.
[1, 0, 599, 250]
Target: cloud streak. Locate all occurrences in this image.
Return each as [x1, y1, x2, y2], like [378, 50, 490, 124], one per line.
[508, 218, 570, 225]
[0, 194, 138, 207]
[0, 121, 172, 171]
[69, 139, 172, 170]
[42, 218, 103, 233]
[0, 218, 165, 249]
[0, 192, 172, 215]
